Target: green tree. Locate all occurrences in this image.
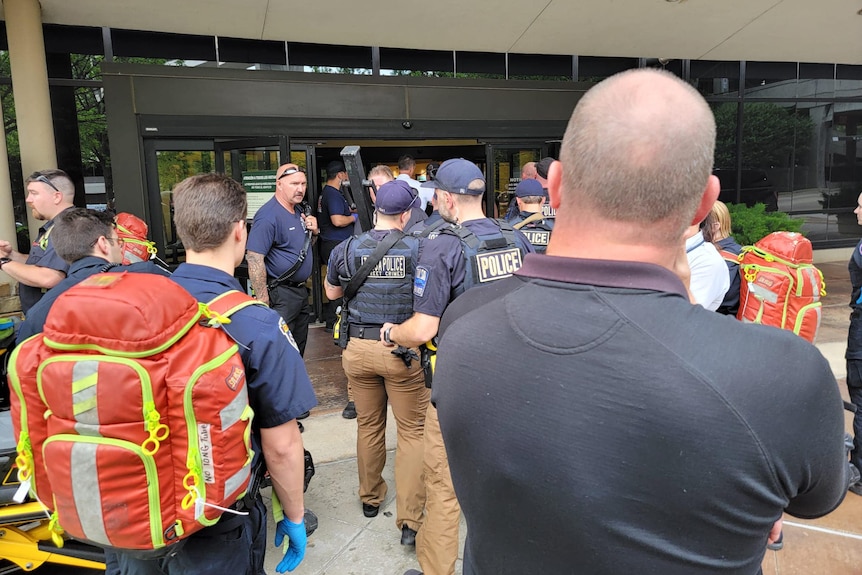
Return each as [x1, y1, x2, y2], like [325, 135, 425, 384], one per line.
[714, 102, 814, 169]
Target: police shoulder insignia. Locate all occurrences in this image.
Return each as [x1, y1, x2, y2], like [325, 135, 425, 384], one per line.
[278, 317, 300, 352]
[414, 266, 429, 297]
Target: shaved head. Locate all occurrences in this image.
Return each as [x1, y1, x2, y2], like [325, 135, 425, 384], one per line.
[559, 69, 716, 243]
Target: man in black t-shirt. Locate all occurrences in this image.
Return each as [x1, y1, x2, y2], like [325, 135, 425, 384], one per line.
[433, 69, 849, 575]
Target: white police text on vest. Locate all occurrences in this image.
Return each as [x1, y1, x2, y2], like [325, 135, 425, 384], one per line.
[475, 249, 523, 283]
[523, 230, 550, 246]
[362, 254, 407, 278]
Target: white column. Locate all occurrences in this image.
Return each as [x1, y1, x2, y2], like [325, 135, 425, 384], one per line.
[3, 0, 58, 240]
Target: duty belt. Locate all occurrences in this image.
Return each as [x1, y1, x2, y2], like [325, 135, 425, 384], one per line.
[268, 277, 307, 289]
[348, 324, 383, 340]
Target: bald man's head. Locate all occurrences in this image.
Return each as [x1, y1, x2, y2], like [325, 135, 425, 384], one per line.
[558, 69, 716, 243]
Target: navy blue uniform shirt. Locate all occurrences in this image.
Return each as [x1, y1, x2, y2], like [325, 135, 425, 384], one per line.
[318, 184, 353, 243]
[16, 256, 168, 343]
[19, 212, 72, 314]
[247, 196, 313, 282]
[848, 239, 862, 359]
[413, 218, 534, 317]
[171, 263, 317, 429]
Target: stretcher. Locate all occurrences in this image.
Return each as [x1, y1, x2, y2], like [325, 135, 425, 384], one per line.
[0, 411, 105, 572]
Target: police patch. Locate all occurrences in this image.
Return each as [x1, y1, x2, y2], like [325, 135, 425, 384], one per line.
[278, 317, 300, 352]
[361, 254, 407, 278]
[522, 230, 550, 246]
[542, 204, 557, 217]
[475, 248, 522, 283]
[414, 266, 429, 297]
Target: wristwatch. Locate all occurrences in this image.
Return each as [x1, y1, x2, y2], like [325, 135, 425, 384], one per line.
[383, 327, 393, 345]
[0, 258, 11, 270]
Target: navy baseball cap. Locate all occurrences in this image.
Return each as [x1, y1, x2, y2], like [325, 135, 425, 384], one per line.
[376, 180, 420, 215]
[514, 178, 544, 198]
[420, 158, 485, 195]
[536, 157, 555, 179]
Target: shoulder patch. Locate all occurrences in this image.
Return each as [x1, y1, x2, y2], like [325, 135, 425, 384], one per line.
[278, 317, 300, 352]
[414, 266, 429, 297]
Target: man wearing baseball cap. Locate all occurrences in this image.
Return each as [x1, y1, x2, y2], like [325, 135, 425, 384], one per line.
[380, 159, 534, 575]
[324, 180, 430, 547]
[510, 178, 555, 253]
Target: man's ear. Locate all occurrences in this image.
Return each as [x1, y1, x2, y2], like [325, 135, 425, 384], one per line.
[690, 175, 720, 226]
[234, 220, 246, 240]
[547, 160, 562, 209]
[92, 236, 111, 258]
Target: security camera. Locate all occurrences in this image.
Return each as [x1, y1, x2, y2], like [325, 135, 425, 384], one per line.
[402, 121, 412, 130]
[658, 58, 671, 66]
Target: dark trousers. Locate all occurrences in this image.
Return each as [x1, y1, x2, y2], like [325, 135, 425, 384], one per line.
[320, 239, 344, 328]
[104, 497, 267, 575]
[847, 359, 862, 472]
[269, 282, 313, 356]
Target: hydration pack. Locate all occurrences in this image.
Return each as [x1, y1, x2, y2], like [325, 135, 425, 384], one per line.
[9, 272, 263, 554]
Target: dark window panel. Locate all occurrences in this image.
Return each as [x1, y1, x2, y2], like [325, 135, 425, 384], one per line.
[837, 64, 862, 80]
[798, 63, 835, 98]
[112, 29, 216, 61]
[0, 22, 6, 50]
[456, 51, 505, 75]
[578, 56, 639, 81]
[799, 62, 835, 80]
[691, 60, 740, 79]
[508, 53, 571, 77]
[745, 61, 797, 94]
[288, 42, 371, 69]
[691, 60, 741, 97]
[44, 24, 103, 55]
[218, 37, 285, 65]
[380, 48, 452, 72]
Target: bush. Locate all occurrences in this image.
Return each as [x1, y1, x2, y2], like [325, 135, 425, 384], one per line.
[726, 203, 803, 246]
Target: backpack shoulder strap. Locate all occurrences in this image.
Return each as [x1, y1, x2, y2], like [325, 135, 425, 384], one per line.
[719, 249, 740, 264]
[207, 290, 265, 319]
[512, 213, 545, 230]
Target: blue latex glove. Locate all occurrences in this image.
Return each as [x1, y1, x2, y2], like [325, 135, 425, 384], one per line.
[274, 518, 307, 573]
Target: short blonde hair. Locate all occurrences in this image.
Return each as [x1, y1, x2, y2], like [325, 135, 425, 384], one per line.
[369, 165, 394, 181]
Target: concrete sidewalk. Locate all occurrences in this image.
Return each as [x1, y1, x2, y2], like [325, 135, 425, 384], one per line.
[259, 410, 466, 575]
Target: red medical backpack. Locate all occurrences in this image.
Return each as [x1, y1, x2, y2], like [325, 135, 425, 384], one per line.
[735, 231, 825, 343]
[116, 212, 156, 265]
[9, 272, 261, 553]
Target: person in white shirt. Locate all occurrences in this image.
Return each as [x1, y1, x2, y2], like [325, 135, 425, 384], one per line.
[396, 155, 430, 209]
[685, 221, 730, 311]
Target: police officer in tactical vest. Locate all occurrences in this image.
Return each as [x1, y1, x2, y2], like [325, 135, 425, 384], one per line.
[324, 180, 430, 548]
[510, 178, 555, 254]
[378, 158, 534, 575]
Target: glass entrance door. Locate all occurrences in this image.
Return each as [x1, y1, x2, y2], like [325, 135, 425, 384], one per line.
[215, 137, 289, 221]
[486, 145, 546, 219]
[143, 139, 216, 265]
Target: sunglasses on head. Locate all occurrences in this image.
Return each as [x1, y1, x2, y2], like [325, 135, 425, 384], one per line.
[30, 172, 60, 193]
[278, 168, 305, 180]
